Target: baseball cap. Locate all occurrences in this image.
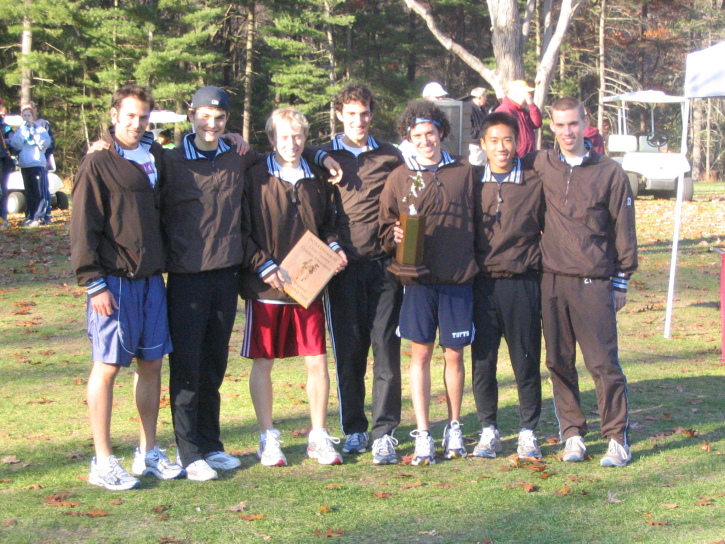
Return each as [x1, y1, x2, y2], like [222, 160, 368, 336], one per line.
[506, 80, 535, 93]
[190, 86, 230, 111]
[422, 82, 448, 99]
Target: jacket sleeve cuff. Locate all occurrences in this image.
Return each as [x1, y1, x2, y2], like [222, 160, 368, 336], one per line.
[328, 241, 342, 253]
[86, 278, 108, 297]
[257, 260, 278, 280]
[314, 149, 329, 166]
[612, 276, 628, 292]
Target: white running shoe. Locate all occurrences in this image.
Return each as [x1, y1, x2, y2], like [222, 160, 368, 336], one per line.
[517, 429, 542, 459]
[185, 459, 218, 481]
[372, 435, 399, 465]
[131, 446, 185, 480]
[88, 456, 141, 491]
[258, 429, 287, 467]
[442, 420, 467, 459]
[410, 430, 436, 466]
[204, 451, 241, 470]
[562, 435, 587, 462]
[600, 439, 631, 467]
[307, 429, 343, 465]
[472, 425, 501, 458]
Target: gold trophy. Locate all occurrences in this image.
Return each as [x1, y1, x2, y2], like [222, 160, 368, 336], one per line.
[387, 172, 430, 279]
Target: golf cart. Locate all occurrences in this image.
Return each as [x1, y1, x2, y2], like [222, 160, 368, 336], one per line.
[603, 91, 693, 200]
[3, 113, 68, 214]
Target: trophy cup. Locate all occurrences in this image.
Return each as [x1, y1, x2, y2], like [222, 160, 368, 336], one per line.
[387, 172, 430, 279]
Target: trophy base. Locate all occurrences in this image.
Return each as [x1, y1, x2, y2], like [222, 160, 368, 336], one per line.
[387, 261, 430, 278]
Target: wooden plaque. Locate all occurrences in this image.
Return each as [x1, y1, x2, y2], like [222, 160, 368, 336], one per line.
[279, 230, 341, 308]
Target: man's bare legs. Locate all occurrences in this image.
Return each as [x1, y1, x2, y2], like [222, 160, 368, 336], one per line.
[250, 358, 275, 432]
[443, 348, 464, 422]
[409, 342, 434, 430]
[87, 361, 121, 459]
[133, 358, 163, 454]
[305, 354, 328, 430]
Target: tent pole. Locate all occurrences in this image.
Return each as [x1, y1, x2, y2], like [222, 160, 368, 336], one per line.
[664, 99, 690, 338]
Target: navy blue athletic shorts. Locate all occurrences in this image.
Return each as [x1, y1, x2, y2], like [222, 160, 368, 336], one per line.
[87, 275, 173, 367]
[398, 284, 474, 349]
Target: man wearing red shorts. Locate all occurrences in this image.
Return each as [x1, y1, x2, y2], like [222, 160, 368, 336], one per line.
[240, 107, 348, 466]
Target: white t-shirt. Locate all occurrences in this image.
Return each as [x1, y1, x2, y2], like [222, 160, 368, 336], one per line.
[340, 140, 367, 157]
[278, 164, 306, 186]
[123, 145, 157, 187]
[563, 154, 585, 167]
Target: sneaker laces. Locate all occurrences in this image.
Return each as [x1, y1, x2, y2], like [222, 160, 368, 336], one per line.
[263, 431, 284, 452]
[346, 432, 366, 449]
[519, 430, 537, 451]
[410, 430, 432, 456]
[105, 457, 131, 479]
[446, 422, 464, 450]
[311, 431, 340, 453]
[606, 440, 626, 457]
[375, 434, 398, 455]
[479, 426, 497, 447]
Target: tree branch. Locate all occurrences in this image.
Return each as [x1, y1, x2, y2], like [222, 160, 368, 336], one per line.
[401, 0, 501, 92]
[521, 0, 536, 43]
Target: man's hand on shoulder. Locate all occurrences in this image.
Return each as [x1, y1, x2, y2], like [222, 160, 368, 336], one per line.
[87, 139, 111, 155]
[226, 133, 250, 155]
[323, 156, 343, 184]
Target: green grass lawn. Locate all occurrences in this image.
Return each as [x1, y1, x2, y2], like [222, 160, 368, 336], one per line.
[1, 185, 724, 544]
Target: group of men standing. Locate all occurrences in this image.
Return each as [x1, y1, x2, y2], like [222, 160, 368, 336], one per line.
[70, 80, 637, 491]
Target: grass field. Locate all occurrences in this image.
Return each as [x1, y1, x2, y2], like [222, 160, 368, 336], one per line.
[0, 186, 724, 544]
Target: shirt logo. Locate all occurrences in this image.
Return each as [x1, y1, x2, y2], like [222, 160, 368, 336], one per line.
[139, 161, 155, 176]
[451, 331, 470, 339]
[627, 197, 632, 206]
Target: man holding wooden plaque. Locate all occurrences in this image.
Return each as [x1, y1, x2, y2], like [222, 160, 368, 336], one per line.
[380, 100, 480, 466]
[239, 107, 347, 467]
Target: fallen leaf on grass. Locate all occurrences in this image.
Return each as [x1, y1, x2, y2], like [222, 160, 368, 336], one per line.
[27, 398, 53, 404]
[21, 484, 45, 490]
[0, 479, 12, 483]
[12, 308, 32, 315]
[74, 378, 85, 385]
[402, 480, 424, 489]
[701, 441, 712, 452]
[2, 456, 21, 464]
[109, 499, 123, 506]
[319, 505, 332, 513]
[555, 484, 572, 496]
[39, 350, 54, 356]
[159, 538, 191, 544]
[646, 520, 669, 526]
[292, 428, 311, 437]
[661, 504, 679, 508]
[86, 509, 109, 517]
[66, 453, 83, 460]
[2, 520, 17, 527]
[419, 530, 438, 536]
[545, 436, 560, 444]
[238, 514, 264, 521]
[522, 483, 536, 493]
[254, 534, 272, 541]
[401, 454, 413, 465]
[434, 483, 455, 489]
[604, 491, 622, 504]
[673, 427, 698, 437]
[157, 513, 170, 521]
[394, 473, 413, 478]
[313, 527, 344, 537]
[521, 461, 547, 472]
[695, 500, 713, 506]
[540, 471, 554, 479]
[324, 484, 342, 490]
[373, 491, 391, 499]
[152, 505, 170, 513]
[476, 540, 492, 544]
[229, 501, 247, 512]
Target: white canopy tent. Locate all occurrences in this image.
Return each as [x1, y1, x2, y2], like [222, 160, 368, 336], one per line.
[664, 41, 725, 338]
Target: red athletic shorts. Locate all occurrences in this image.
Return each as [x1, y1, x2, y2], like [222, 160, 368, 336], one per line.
[241, 299, 326, 359]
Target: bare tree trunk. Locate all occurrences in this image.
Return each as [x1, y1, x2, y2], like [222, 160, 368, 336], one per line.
[692, 98, 703, 182]
[487, 0, 524, 87]
[706, 97, 711, 178]
[521, 0, 537, 43]
[325, 1, 336, 138]
[346, 26, 352, 80]
[243, 2, 255, 142]
[20, 0, 32, 105]
[597, 0, 606, 132]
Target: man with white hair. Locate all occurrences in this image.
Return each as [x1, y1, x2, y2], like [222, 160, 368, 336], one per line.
[495, 80, 542, 157]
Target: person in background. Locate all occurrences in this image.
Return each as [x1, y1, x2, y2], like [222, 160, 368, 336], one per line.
[157, 130, 176, 149]
[0, 99, 13, 228]
[422, 82, 448, 101]
[468, 87, 488, 166]
[584, 108, 606, 155]
[495, 80, 542, 158]
[10, 104, 51, 227]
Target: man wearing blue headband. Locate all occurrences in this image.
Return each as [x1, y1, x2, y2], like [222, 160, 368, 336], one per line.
[380, 100, 480, 466]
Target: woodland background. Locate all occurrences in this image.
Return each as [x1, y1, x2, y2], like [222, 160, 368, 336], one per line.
[1, 0, 724, 181]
